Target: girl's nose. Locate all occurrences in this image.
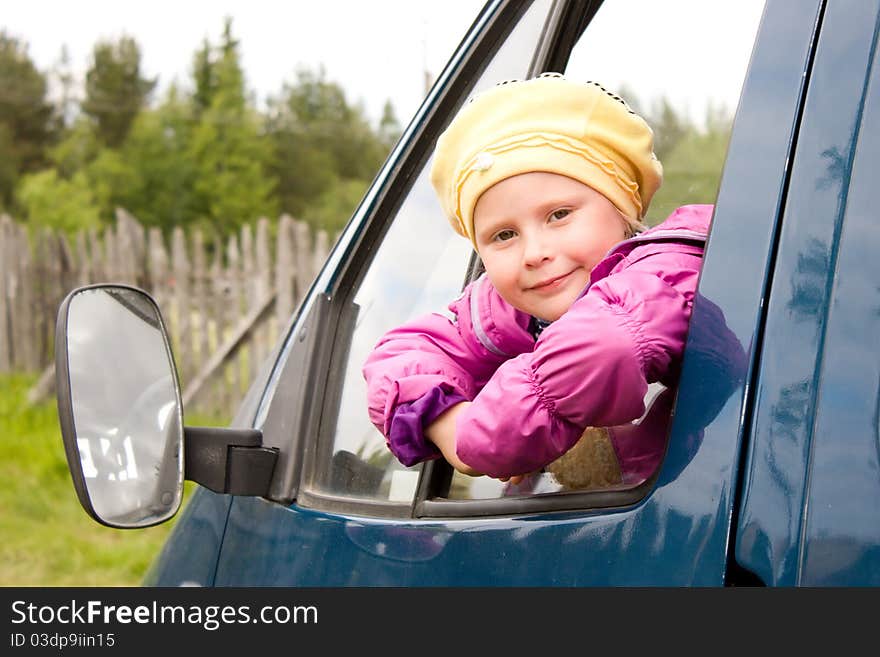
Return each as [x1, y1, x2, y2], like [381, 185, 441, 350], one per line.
[522, 230, 553, 267]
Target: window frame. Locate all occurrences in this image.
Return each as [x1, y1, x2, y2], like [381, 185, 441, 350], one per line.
[289, 0, 773, 522]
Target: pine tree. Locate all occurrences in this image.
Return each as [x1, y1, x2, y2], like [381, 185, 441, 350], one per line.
[378, 99, 402, 150]
[82, 35, 156, 148]
[187, 17, 277, 236]
[0, 31, 56, 208]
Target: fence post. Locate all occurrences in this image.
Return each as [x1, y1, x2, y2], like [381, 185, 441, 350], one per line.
[87, 227, 103, 283]
[241, 223, 256, 387]
[114, 208, 146, 288]
[171, 226, 190, 384]
[147, 227, 169, 309]
[254, 217, 272, 383]
[11, 222, 38, 371]
[191, 228, 209, 383]
[292, 220, 312, 307]
[225, 231, 242, 411]
[74, 230, 90, 287]
[207, 235, 225, 415]
[0, 215, 13, 372]
[275, 214, 295, 333]
[314, 228, 330, 279]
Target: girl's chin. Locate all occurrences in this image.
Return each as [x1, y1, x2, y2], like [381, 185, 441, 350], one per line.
[524, 302, 567, 323]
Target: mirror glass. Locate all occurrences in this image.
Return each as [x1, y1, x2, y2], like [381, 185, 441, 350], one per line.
[64, 286, 184, 527]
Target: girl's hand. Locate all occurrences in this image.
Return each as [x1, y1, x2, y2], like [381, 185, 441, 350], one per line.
[424, 403, 532, 481]
[424, 402, 483, 476]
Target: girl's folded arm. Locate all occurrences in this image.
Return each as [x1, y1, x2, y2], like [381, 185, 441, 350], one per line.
[362, 278, 534, 463]
[454, 269, 695, 478]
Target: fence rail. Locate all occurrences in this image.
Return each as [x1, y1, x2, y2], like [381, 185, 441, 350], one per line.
[0, 209, 334, 418]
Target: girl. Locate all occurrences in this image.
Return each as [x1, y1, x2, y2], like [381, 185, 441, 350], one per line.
[362, 74, 712, 485]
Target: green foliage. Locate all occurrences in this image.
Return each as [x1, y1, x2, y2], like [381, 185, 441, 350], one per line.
[191, 38, 217, 117]
[49, 117, 102, 178]
[72, 86, 200, 231]
[649, 127, 729, 224]
[0, 31, 56, 208]
[16, 168, 101, 234]
[613, 89, 734, 226]
[303, 178, 370, 235]
[4, 19, 400, 239]
[647, 105, 733, 225]
[378, 99, 403, 150]
[81, 35, 156, 148]
[185, 18, 277, 236]
[112, 87, 198, 230]
[0, 123, 19, 211]
[267, 66, 392, 233]
[649, 96, 690, 162]
[84, 147, 140, 221]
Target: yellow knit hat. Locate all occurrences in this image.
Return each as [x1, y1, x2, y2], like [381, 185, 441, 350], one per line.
[430, 74, 663, 249]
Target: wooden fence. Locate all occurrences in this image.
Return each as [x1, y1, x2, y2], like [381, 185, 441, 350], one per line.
[0, 209, 334, 418]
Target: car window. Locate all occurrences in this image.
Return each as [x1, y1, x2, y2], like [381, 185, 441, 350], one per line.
[299, 0, 556, 508]
[447, 0, 766, 501]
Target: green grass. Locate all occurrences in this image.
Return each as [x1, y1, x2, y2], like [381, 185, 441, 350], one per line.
[0, 373, 226, 586]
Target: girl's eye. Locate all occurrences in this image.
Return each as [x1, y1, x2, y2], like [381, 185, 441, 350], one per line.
[550, 208, 571, 222]
[493, 229, 517, 242]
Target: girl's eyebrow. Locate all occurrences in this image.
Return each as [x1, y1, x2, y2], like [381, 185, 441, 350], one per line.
[474, 214, 515, 241]
[475, 222, 506, 241]
[535, 194, 576, 215]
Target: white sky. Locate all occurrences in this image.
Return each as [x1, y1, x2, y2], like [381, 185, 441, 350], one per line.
[2, 0, 767, 127]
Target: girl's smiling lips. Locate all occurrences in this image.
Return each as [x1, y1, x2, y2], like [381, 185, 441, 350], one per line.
[527, 270, 576, 291]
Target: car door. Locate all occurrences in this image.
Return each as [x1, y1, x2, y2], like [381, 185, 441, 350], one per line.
[734, 0, 880, 586]
[202, 0, 818, 586]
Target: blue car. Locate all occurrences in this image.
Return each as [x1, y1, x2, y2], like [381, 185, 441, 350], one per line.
[54, 0, 880, 586]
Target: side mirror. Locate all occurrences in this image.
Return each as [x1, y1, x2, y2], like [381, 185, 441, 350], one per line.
[55, 285, 184, 528]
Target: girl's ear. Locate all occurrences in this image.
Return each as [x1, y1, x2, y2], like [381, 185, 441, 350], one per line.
[619, 214, 635, 239]
[619, 210, 644, 239]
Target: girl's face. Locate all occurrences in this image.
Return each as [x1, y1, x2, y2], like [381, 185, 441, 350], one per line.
[473, 172, 628, 321]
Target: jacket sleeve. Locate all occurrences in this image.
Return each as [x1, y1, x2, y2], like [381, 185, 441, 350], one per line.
[362, 276, 534, 465]
[454, 262, 699, 478]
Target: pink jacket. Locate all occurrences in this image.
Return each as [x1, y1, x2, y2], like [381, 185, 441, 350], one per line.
[362, 204, 713, 479]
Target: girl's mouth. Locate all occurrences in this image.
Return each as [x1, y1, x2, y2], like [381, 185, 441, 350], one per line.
[529, 270, 574, 291]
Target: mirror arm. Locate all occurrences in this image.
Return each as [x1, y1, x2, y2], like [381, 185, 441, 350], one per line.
[184, 426, 278, 496]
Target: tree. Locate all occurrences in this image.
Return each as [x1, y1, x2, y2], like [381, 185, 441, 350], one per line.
[303, 178, 370, 235]
[648, 96, 690, 162]
[647, 103, 733, 224]
[81, 35, 156, 148]
[48, 116, 101, 179]
[16, 168, 101, 234]
[47, 83, 199, 231]
[187, 18, 277, 235]
[191, 38, 217, 117]
[0, 124, 19, 210]
[110, 85, 198, 231]
[266, 66, 392, 232]
[0, 31, 56, 208]
[378, 99, 402, 150]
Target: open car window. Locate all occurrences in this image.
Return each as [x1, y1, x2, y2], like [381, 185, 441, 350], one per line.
[299, 0, 765, 516]
[446, 0, 765, 501]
